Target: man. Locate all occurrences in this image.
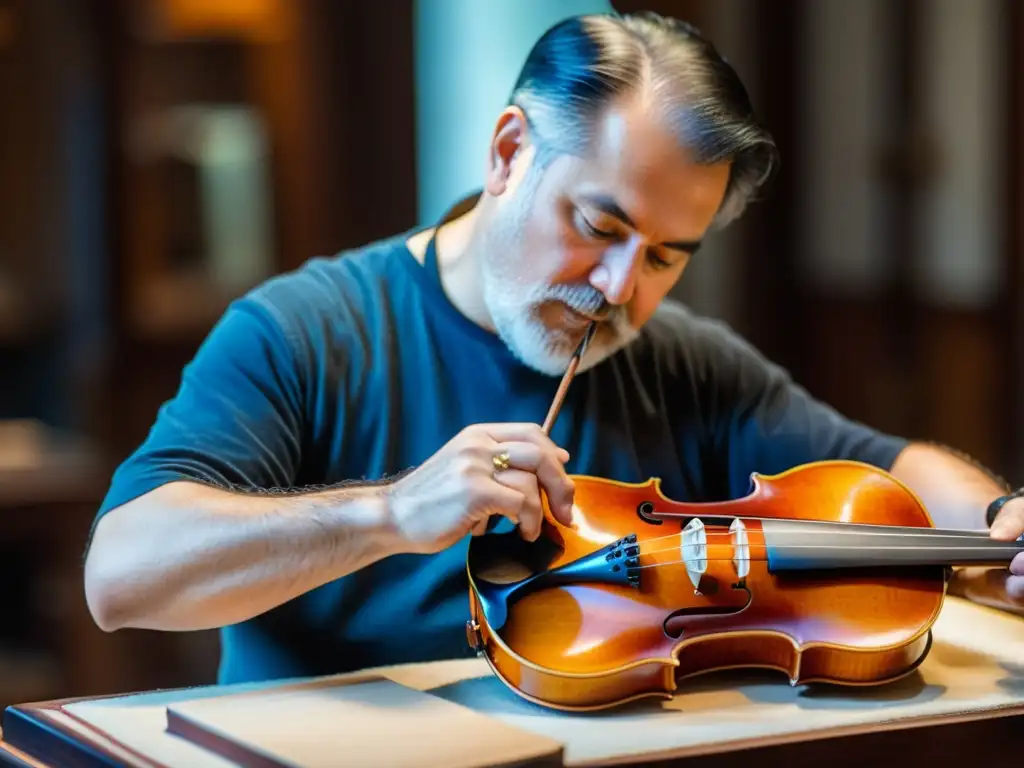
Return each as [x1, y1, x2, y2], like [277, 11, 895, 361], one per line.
[84, 12, 1023, 686]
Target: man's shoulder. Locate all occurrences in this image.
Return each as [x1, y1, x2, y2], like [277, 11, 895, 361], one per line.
[641, 298, 758, 361]
[252, 229, 416, 310]
[237, 228, 422, 342]
[627, 298, 789, 392]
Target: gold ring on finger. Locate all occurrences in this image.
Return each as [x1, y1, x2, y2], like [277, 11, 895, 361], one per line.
[492, 451, 511, 472]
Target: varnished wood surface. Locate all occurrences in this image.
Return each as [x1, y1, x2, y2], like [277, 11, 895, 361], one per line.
[468, 461, 950, 710]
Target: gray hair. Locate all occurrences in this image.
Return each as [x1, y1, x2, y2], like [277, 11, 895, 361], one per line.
[509, 12, 778, 229]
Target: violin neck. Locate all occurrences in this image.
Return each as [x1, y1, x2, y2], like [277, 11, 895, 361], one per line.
[760, 519, 1024, 572]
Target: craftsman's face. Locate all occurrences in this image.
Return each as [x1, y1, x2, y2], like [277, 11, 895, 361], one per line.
[477, 98, 731, 376]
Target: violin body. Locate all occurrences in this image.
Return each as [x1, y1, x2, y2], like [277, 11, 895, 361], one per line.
[465, 460, 965, 712]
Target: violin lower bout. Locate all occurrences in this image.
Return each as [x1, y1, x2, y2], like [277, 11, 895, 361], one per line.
[467, 589, 682, 712]
[467, 565, 943, 712]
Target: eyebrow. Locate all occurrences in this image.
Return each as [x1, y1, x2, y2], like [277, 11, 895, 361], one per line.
[580, 193, 704, 254]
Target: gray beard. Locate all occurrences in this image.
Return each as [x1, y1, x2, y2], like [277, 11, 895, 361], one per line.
[480, 255, 639, 376]
[472, 176, 638, 375]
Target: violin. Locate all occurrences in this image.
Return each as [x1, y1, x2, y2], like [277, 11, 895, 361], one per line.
[464, 459, 1024, 712]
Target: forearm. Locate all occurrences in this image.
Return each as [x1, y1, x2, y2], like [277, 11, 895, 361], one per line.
[888, 442, 1009, 530]
[84, 480, 404, 632]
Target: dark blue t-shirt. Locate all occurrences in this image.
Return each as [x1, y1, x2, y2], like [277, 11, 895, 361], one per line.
[93, 225, 908, 685]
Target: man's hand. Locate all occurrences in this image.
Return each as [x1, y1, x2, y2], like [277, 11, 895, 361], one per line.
[385, 423, 576, 555]
[988, 497, 1024, 598]
[890, 444, 1024, 596]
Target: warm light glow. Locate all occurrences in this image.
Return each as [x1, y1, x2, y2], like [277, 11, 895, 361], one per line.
[567, 504, 617, 543]
[0, 8, 15, 49]
[136, 0, 293, 42]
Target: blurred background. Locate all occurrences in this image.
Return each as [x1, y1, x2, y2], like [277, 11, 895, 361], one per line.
[0, 0, 1020, 707]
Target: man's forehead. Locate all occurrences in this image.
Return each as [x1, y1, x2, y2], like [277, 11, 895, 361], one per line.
[589, 99, 695, 176]
[558, 99, 731, 242]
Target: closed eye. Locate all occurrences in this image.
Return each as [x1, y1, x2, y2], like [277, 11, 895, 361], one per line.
[647, 249, 674, 269]
[574, 208, 617, 240]
[576, 207, 681, 270]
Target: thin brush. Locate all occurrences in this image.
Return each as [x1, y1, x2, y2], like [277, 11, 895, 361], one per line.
[541, 321, 598, 435]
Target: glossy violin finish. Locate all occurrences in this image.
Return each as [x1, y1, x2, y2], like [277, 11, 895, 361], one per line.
[464, 460, 1024, 711]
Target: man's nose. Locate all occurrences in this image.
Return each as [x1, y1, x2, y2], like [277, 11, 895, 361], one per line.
[589, 238, 644, 306]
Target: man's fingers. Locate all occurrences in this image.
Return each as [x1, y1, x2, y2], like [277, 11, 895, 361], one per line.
[480, 480, 525, 526]
[478, 422, 549, 443]
[492, 468, 544, 541]
[1007, 575, 1024, 601]
[1011, 551, 1024, 578]
[486, 440, 575, 524]
[478, 423, 571, 463]
[548, 493, 576, 528]
[990, 499, 1024, 541]
[527, 452, 575, 524]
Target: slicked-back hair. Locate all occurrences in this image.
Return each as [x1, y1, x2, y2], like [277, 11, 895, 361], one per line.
[509, 12, 778, 229]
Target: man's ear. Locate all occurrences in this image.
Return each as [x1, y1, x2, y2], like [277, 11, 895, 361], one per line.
[485, 107, 530, 196]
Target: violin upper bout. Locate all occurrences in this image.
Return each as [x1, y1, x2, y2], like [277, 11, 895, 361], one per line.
[567, 474, 667, 511]
[740, 460, 936, 528]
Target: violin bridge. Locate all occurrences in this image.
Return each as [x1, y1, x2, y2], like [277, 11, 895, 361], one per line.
[730, 518, 750, 580]
[681, 518, 708, 591]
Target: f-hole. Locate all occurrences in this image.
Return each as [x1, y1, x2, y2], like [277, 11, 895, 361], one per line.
[662, 583, 753, 639]
[636, 501, 663, 525]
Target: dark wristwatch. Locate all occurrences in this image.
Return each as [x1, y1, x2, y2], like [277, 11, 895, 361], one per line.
[986, 487, 1024, 527]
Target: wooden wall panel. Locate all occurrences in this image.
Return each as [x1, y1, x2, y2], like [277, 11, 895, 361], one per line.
[1009, 0, 1024, 477]
[737, 0, 802, 372]
[910, 0, 1010, 475]
[918, 309, 1003, 470]
[79, 0, 420, 691]
[798, 297, 919, 440]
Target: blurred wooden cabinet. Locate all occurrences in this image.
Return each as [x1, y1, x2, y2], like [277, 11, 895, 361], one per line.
[117, 27, 279, 341]
[0, 421, 121, 706]
[0, 0, 418, 699]
[96, 0, 417, 457]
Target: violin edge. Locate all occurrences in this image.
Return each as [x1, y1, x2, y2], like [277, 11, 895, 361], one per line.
[465, 575, 945, 712]
[466, 623, 938, 712]
[463, 459, 946, 712]
[561, 458, 936, 528]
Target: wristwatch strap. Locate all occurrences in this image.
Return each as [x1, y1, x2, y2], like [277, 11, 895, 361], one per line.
[986, 487, 1024, 527]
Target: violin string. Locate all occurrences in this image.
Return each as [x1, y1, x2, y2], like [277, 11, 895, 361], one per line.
[636, 543, 1024, 560]
[620, 526, 997, 549]
[659, 529, 996, 546]
[606, 530, 998, 558]
[629, 545, 1024, 571]
[633, 560, 743, 569]
[583, 519, 1013, 561]
[619, 515, 1000, 540]
[636, 539, 1024, 557]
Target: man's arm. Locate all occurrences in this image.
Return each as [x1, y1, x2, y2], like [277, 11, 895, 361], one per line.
[890, 442, 1024, 591]
[84, 293, 348, 632]
[888, 441, 1012, 531]
[83, 292, 577, 633]
[85, 479, 402, 632]
[87, 423, 576, 632]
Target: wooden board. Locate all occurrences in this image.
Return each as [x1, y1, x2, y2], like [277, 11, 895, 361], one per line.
[164, 676, 562, 768]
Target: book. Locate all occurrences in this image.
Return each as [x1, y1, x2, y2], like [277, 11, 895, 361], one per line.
[164, 675, 563, 768]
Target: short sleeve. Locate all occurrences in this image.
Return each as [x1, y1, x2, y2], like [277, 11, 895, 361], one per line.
[95, 297, 307, 519]
[695, 320, 909, 499]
